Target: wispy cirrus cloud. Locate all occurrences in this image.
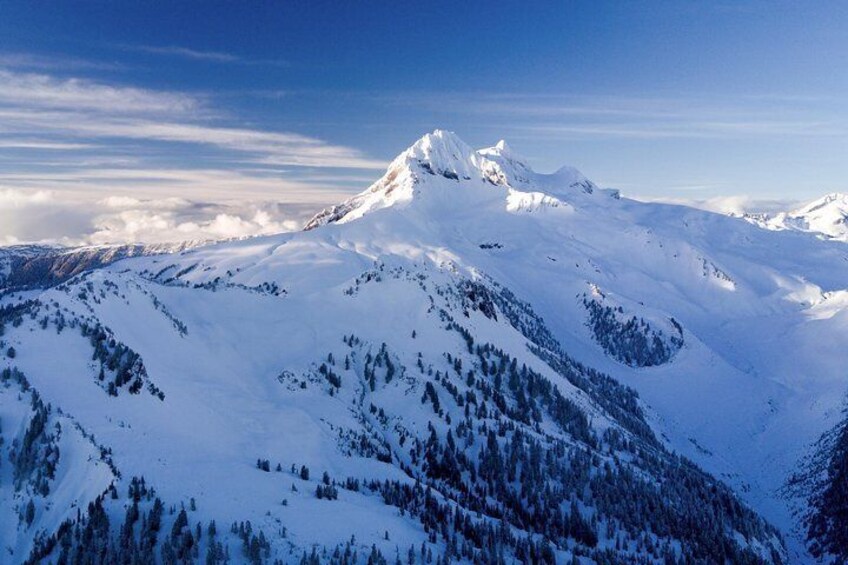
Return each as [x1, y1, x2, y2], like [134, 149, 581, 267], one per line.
[128, 45, 241, 63]
[520, 120, 842, 140]
[120, 44, 289, 67]
[0, 69, 384, 168]
[377, 91, 847, 140]
[0, 166, 353, 202]
[0, 108, 387, 169]
[0, 139, 95, 150]
[0, 69, 199, 114]
[0, 52, 126, 72]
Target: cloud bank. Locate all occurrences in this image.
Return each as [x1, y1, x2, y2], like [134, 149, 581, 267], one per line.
[0, 189, 323, 246]
[632, 194, 802, 216]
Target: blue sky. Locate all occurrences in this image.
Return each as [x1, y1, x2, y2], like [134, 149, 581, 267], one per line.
[0, 1, 846, 243]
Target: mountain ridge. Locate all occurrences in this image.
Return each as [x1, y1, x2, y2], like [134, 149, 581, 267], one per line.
[744, 192, 848, 242]
[305, 129, 608, 230]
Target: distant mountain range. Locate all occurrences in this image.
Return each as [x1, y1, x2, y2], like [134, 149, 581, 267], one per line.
[0, 241, 203, 292]
[743, 192, 848, 242]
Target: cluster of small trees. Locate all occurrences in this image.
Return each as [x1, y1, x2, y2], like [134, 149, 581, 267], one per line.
[343, 264, 384, 296]
[26, 493, 164, 564]
[0, 299, 36, 335]
[421, 381, 440, 414]
[2, 367, 59, 498]
[582, 297, 683, 367]
[190, 277, 285, 298]
[83, 322, 151, 397]
[149, 293, 189, 336]
[1, 296, 165, 400]
[360, 343, 398, 391]
[316, 471, 339, 500]
[23, 476, 261, 565]
[231, 520, 270, 565]
[298, 542, 392, 565]
[318, 358, 342, 389]
[81, 320, 165, 400]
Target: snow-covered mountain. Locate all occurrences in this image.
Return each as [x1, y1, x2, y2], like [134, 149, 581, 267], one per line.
[744, 192, 848, 241]
[2, 130, 848, 564]
[304, 132, 608, 230]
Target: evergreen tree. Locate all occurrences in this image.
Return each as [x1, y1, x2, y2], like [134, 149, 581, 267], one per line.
[25, 499, 35, 527]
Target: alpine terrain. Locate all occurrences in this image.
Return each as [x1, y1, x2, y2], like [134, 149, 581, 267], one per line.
[2, 130, 847, 564]
[744, 193, 848, 242]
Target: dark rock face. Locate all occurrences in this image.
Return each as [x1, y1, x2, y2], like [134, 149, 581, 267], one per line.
[0, 243, 198, 291]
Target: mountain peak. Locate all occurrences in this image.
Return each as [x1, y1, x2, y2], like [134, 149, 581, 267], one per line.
[407, 129, 470, 158]
[491, 139, 518, 159]
[788, 192, 848, 240]
[417, 128, 467, 149]
[745, 192, 848, 241]
[305, 131, 601, 230]
[478, 138, 527, 166]
[794, 192, 848, 215]
[397, 129, 478, 181]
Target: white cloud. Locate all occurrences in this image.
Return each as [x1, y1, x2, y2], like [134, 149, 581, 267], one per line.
[0, 188, 319, 246]
[0, 139, 95, 150]
[0, 67, 382, 245]
[0, 69, 198, 115]
[122, 44, 289, 67]
[0, 188, 55, 207]
[0, 53, 125, 72]
[88, 200, 308, 245]
[0, 189, 93, 244]
[0, 166, 357, 203]
[379, 91, 847, 140]
[0, 108, 385, 169]
[129, 45, 241, 63]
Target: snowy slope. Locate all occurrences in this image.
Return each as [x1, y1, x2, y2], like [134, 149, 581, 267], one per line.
[2, 130, 847, 563]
